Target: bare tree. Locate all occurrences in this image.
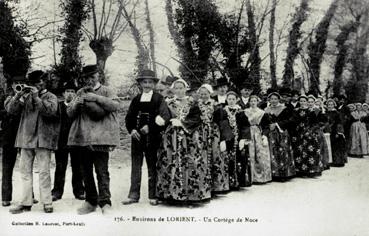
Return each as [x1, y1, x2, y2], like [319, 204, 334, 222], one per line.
[144, 0, 156, 74]
[269, 0, 277, 89]
[346, 6, 369, 102]
[332, 17, 361, 96]
[83, 0, 139, 81]
[282, 0, 310, 88]
[120, 1, 150, 74]
[307, 0, 339, 96]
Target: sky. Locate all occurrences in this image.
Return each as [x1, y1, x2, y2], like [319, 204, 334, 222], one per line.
[15, 0, 335, 90]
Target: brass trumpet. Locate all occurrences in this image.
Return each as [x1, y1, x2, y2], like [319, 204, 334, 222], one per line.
[14, 84, 33, 93]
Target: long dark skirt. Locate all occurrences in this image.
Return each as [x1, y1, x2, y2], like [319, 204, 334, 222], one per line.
[237, 145, 252, 187]
[331, 133, 347, 167]
[269, 129, 296, 179]
[292, 127, 323, 176]
[225, 139, 239, 189]
[156, 126, 212, 202]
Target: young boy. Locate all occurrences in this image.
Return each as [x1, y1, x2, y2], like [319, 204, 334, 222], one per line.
[123, 69, 170, 206]
[51, 81, 85, 201]
[8, 71, 60, 214]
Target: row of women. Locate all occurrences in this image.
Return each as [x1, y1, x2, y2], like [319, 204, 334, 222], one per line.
[155, 78, 364, 205]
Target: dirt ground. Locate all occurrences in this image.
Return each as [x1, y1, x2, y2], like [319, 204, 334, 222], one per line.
[0, 102, 368, 235]
[0, 150, 368, 236]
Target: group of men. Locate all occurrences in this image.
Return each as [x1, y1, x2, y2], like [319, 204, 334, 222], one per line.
[1, 65, 120, 215]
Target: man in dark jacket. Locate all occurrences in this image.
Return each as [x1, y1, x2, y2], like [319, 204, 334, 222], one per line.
[1, 76, 23, 207]
[123, 69, 170, 206]
[212, 77, 229, 106]
[51, 82, 85, 201]
[238, 82, 253, 109]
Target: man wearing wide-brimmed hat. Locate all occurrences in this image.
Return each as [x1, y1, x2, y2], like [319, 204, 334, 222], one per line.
[7, 70, 60, 214]
[67, 64, 120, 215]
[212, 77, 229, 106]
[123, 69, 170, 206]
[156, 75, 179, 99]
[238, 81, 254, 109]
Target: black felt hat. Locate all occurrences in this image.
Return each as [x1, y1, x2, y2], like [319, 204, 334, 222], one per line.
[82, 65, 99, 78]
[136, 69, 159, 83]
[27, 70, 45, 84]
[214, 77, 229, 88]
[12, 75, 27, 82]
[162, 75, 179, 85]
[62, 80, 78, 91]
[279, 87, 292, 96]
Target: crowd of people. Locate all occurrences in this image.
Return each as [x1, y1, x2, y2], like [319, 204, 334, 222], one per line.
[123, 69, 369, 207]
[0, 66, 368, 215]
[1, 65, 120, 215]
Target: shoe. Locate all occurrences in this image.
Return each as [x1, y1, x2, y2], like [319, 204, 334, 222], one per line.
[52, 195, 61, 202]
[33, 199, 39, 204]
[77, 202, 97, 215]
[75, 194, 86, 200]
[2, 201, 11, 207]
[101, 204, 112, 215]
[9, 205, 32, 214]
[121, 199, 139, 205]
[149, 199, 159, 206]
[43, 204, 53, 213]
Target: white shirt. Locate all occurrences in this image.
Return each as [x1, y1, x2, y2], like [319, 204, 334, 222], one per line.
[291, 101, 298, 107]
[218, 95, 227, 104]
[241, 96, 249, 105]
[140, 90, 154, 102]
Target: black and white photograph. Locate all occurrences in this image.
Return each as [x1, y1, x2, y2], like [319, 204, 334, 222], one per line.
[0, 0, 368, 235]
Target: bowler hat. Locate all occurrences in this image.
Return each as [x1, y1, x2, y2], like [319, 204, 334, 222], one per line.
[214, 77, 229, 88]
[27, 70, 44, 84]
[12, 75, 26, 82]
[240, 80, 255, 90]
[136, 69, 159, 83]
[162, 75, 179, 85]
[82, 65, 99, 78]
[62, 80, 78, 91]
[279, 87, 292, 96]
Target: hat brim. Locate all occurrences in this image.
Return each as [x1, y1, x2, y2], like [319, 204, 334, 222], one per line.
[136, 76, 159, 83]
[82, 70, 99, 78]
[214, 83, 229, 88]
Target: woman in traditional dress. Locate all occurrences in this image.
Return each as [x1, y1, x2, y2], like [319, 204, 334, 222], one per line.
[361, 103, 369, 135]
[325, 99, 347, 167]
[197, 84, 229, 194]
[291, 95, 323, 177]
[264, 92, 295, 181]
[308, 95, 330, 170]
[236, 95, 272, 184]
[156, 79, 212, 205]
[348, 103, 369, 158]
[213, 91, 243, 190]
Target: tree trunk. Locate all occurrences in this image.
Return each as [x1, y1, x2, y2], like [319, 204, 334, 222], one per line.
[0, 1, 30, 79]
[307, 0, 339, 96]
[55, 0, 89, 88]
[332, 18, 361, 97]
[282, 0, 310, 88]
[269, 0, 277, 89]
[347, 8, 369, 102]
[145, 0, 157, 75]
[246, 0, 261, 92]
[89, 38, 113, 83]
